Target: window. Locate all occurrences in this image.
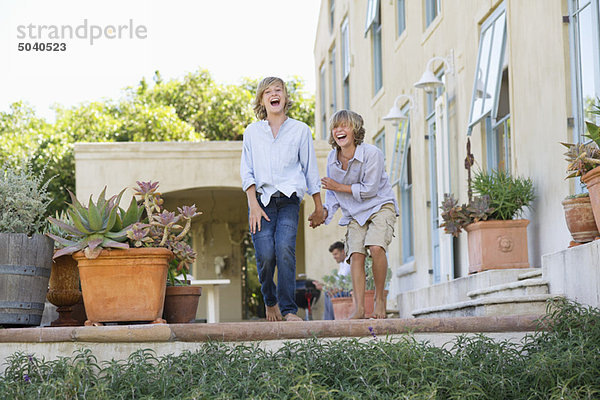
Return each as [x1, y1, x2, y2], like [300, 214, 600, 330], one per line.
[397, 0, 406, 36]
[330, 46, 337, 112]
[425, 0, 441, 27]
[329, 0, 335, 33]
[374, 129, 386, 161]
[467, 4, 506, 131]
[568, 0, 600, 142]
[365, 0, 383, 94]
[390, 104, 413, 262]
[320, 64, 327, 140]
[341, 18, 351, 109]
[467, 3, 510, 171]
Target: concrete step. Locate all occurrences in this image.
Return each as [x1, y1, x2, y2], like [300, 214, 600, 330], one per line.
[518, 269, 542, 280]
[467, 279, 549, 300]
[412, 294, 559, 319]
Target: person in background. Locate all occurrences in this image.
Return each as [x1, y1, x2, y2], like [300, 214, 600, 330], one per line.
[313, 241, 350, 320]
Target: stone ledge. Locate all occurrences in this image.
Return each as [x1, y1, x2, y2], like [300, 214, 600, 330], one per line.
[518, 269, 542, 280]
[0, 315, 541, 344]
[467, 279, 548, 298]
[413, 294, 559, 317]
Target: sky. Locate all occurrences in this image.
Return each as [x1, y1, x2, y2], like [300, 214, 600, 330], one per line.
[0, 0, 321, 120]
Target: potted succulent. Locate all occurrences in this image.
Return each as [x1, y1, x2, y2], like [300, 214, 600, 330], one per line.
[47, 181, 200, 326]
[560, 140, 600, 245]
[163, 259, 202, 324]
[441, 169, 535, 274]
[0, 162, 54, 327]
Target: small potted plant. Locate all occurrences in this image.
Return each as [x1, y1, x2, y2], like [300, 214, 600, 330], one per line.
[321, 258, 391, 319]
[162, 258, 202, 324]
[0, 162, 54, 327]
[47, 181, 200, 326]
[441, 169, 534, 274]
[560, 140, 600, 245]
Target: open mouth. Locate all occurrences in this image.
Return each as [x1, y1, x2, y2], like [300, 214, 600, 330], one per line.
[336, 133, 347, 140]
[270, 98, 281, 107]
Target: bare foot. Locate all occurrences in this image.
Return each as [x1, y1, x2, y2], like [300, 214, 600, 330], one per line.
[349, 308, 365, 319]
[283, 313, 303, 321]
[374, 300, 387, 319]
[265, 304, 283, 321]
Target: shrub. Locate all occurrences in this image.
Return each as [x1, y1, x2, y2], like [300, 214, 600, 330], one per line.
[0, 162, 53, 235]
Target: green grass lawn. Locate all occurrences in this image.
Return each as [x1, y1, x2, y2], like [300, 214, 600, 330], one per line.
[1, 298, 599, 399]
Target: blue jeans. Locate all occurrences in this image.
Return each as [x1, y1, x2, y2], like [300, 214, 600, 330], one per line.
[250, 194, 300, 316]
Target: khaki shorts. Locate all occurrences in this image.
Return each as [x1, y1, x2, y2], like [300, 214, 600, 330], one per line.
[344, 203, 397, 263]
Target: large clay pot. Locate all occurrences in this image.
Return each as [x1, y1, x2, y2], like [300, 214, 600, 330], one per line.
[163, 285, 202, 323]
[47, 254, 82, 326]
[0, 234, 53, 326]
[465, 219, 529, 274]
[73, 248, 173, 325]
[331, 296, 353, 320]
[582, 166, 600, 232]
[562, 195, 599, 244]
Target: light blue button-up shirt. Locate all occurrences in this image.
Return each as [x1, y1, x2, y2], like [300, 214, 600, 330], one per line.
[324, 143, 399, 226]
[240, 118, 321, 205]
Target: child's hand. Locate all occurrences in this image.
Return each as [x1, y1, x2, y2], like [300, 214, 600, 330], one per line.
[308, 208, 326, 228]
[248, 203, 270, 234]
[321, 177, 345, 192]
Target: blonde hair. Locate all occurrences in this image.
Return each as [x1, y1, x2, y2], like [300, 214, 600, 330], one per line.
[252, 77, 293, 120]
[328, 109, 366, 150]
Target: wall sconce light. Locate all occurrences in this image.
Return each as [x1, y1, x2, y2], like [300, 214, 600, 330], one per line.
[382, 94, 415, 125]
[414, 53, 454, 93]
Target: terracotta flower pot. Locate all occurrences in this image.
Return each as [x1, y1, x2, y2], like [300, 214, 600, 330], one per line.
[331, 290, 389, 319]
[361, 289, 389, 319]
[582, 166, 600, 232]
[73, 247, 173, 325]
[562, 196, 599, 244]
[331, 296, 353, 320]
[465, 219, 529, 274]
[47, 254, 82, 326]
[163, 285, 202, 323]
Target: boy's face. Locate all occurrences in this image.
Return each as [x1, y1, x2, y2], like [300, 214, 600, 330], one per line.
[332, 123, 355, 149]
[261, 83, 286, 116]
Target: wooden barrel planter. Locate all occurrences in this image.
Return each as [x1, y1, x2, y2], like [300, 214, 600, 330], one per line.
[0, 233, 54, 326]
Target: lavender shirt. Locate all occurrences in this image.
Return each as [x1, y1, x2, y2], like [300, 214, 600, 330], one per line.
[324, 143, 399, 226]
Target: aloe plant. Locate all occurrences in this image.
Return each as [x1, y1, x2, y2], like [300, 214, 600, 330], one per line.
[46, 188, 132, 259]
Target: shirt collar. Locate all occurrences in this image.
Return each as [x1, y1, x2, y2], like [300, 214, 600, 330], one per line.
[331, 144, 364, 166]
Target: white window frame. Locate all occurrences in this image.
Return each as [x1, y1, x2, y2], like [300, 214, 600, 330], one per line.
[397, 0, 406, 36]
[374, 129, 386, 162]
[341, 18, 351, 109]
[365, 0, 381, 36]
[568, 0, 600, 143]
[390, 104, 414, 262]
[425, 0, 441, 27]
[467, 3, 507, 135]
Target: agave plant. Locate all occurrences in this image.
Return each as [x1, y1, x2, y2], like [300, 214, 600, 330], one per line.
[47, 188, 132, 259]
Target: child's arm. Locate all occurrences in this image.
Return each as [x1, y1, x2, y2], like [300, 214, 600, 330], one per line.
[241, 130, 270, 234]
[299, 125, 325, 227]
[322, 150, 384, 201]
